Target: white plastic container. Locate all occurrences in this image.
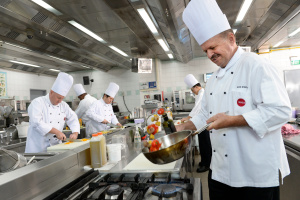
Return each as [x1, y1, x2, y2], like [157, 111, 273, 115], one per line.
[16, 122, 30, 138]
[106, 144, 122, 163]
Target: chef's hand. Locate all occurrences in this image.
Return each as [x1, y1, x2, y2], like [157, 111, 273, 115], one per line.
[70, 132, 79, 139]
[181, 116, 191, 123]
[50, 128, 66, 141]
[206, 112, 247, 130]
[116, 123, 122, 127]
[55, 131, 66, 141]
[102, 119, 109, 124]
[175, 120, 197, 132]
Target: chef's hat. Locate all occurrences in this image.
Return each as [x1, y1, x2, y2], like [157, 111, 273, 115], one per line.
[105, 82, 119, 98]
[184, 74, 199, 88]
[182, 0, 231, 45]
[73, 84, 86, 96]
[51, 72, 73, 96]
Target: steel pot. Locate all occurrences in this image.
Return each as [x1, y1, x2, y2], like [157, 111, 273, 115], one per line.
[143, 123, 210, 164]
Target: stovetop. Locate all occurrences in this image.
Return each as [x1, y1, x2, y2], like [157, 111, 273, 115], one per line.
[44, 169, 201, 200]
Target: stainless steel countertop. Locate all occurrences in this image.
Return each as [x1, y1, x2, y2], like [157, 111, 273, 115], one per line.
[282, 124, 300, 152]
[99, 131, 183, 173]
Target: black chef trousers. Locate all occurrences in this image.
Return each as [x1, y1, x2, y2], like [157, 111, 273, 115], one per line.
[198, 129, 212, 167]
[208, 170, 280, 200]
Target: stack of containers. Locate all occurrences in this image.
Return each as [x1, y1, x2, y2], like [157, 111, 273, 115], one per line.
[90, 134, 101, 168]
[98, 132, 107, 166]
[90, 132, 107, 168]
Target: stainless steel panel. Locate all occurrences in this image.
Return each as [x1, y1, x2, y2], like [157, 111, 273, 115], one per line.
[280, 146, 300, 200]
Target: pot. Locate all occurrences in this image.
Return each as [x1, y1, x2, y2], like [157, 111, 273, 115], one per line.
[143, 123, 211, 164]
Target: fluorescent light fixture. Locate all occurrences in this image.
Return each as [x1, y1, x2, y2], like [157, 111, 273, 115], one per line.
[68, 20, 105, 43]
[9, 60, 40, 68]
[49, 69, 60, 72]
[31, 0, 62, 15]
[289, 27, 300, 37]
[158, 39, 169, 51]
[137, 8, 158, 35]
[81, 65, 91, 69]
[273, 40, 285, 48]
[6, 42, 32, 51]
[233, 29, 237, 34]
[48, 55, 72, 63]
[168, 54, 174, 59]
[109, 45, 128, 57]
[235, 0, 253, 23]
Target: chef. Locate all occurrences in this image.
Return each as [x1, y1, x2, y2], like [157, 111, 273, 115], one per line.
[85, 82, 122, 137]
[176, 0, 291, 199]
[181, 74, 211, 173]
[25, 72, 80, 153]
[73, 83, 97, 127]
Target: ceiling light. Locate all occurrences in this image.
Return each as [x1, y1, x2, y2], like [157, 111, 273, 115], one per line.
[49, 69, 60, 72]
[273, 40, 285, 48]
[81, 65, 91, 69]
[289, 27, 300, 37]
[233, 29, 237, 34]
[68, 20, 106, 43]
[9, 60, 40, 68]
[137, 8, 158, 35]
[158, 39, 169, 51]
[235, 0, 253, 23]
[6, 42, 32, 51]
[48, 55, 72, 63]
[31, 0, 62, 15]
[109, 46, 128, 57]
[168, 54, 174, 59]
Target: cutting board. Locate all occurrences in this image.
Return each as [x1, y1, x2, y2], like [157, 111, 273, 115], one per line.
[47, 140, 90, 152]
[123, 153, 176, 170]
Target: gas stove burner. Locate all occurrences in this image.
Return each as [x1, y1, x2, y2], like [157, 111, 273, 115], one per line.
[152, 184, 177, 198]
[106, 184, 123, 195]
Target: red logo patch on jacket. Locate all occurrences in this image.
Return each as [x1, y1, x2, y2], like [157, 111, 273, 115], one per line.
[237, 98, 246, 107]
[64, 117, 66, 121]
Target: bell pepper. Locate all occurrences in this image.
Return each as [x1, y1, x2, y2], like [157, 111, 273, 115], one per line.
[149, 139, 162, 152]
[147, 124, 159, 135]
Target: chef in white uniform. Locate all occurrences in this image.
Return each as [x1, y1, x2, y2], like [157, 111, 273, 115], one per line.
[181, 74, 205, 122]
[25, 72, 80, 153]
[181, 74, 211, 173]
[73, 84, 97, 126]
[85, 82, 122, 137]
[177, 0, 291, 199]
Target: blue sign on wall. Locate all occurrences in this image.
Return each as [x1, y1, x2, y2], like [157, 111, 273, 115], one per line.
[148, 81, 157, 89]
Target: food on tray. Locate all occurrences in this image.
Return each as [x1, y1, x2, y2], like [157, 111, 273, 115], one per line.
[147, 124, 159, 135]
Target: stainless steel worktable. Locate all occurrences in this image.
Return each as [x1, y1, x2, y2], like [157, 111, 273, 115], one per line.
[100, 131, 184, 173]
[0, 126, 187, 200]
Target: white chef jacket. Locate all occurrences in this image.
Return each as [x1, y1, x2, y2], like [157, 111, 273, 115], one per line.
[191, 47, 291, 187]
[85, 98, 119, 136]
[25, 94, 80, 153]
[189, 88, 204, 117]
[75, 94, 97, 124]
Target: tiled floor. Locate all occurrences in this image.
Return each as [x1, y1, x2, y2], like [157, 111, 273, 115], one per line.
[192, 154, 209, 200]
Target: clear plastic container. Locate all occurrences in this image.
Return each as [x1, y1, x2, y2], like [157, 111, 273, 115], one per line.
[90, 133, 101, 168]
[98, 132, 107, 166]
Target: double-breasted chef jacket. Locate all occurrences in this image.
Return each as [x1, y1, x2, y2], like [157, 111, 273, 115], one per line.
[75, 94, 97, 124]
[85, 98, 119, 136]
[189, 88, 205, 117]
[191, 47, 291, 187]
[25, 94, 80, 153]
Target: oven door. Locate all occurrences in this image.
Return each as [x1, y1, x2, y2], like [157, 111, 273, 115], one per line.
[181, 90, 195, 111]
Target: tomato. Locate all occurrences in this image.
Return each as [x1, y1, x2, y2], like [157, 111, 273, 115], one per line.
[157, 108, 165, 115]
[149, 139, 162, 152]
[147, 124, 159, 135]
